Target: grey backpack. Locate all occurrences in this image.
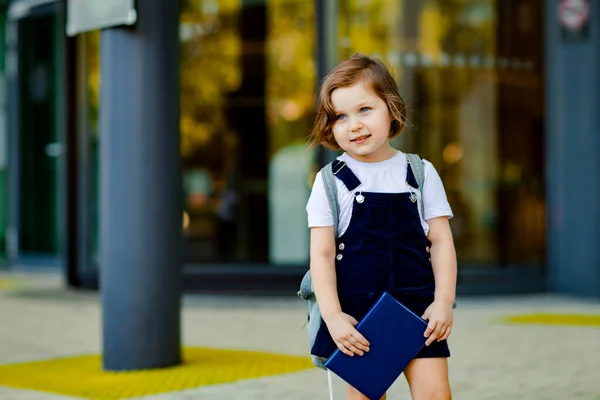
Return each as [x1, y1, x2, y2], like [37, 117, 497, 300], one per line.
[298, 154, 426, 369]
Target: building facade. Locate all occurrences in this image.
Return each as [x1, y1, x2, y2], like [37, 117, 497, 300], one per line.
[1, 0, 599, 298]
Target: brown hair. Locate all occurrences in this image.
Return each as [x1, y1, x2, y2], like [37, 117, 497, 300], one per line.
[309, 53, 407, 150]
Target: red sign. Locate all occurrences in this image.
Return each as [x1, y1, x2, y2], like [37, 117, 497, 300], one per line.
[558, 0, 590, 31]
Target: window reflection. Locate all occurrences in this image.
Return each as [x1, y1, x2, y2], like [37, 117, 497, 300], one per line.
[79, 1, 316, 268]
[266, 0, 316, 266]
[79, 0, 544, 270]
[180, 0, 315, 264]
[88, 31, 100, 263]
[180, 0, 242, 262]
[83, 30, 100, 271]
[338, 0, 545, 267]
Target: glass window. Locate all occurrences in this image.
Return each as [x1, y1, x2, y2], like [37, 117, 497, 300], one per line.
[78, 1, 316, 274]
[338, 0, 545, 268]
[85, 30, 100, 268]
[180, 0, 316, 265]
[75, 30, 100, 274]
[17, 8, 63, 255]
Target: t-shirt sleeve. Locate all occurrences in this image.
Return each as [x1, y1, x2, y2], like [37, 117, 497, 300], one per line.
[306, 171, 334, 227]
[422, 160, 453, 220]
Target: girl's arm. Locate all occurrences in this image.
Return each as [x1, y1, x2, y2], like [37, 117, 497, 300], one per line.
[428, 216, 457, 305]
[422, 216, 457, 345]
[309, 226, 341, 319]
[310, 226, 370, 356]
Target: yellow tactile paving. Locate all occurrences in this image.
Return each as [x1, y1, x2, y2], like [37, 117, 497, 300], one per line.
[504, 313, 600, 327]
[0, 347, 313, 399]
[0, 278, 15, 290]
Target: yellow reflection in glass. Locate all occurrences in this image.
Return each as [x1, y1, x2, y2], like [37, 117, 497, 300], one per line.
[443, 143, 464, 164]
[86, 30, 100, 138]
[266, 0, 316, 156]
[179, 0, 242, 158]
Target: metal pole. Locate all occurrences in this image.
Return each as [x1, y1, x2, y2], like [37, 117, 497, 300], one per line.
[100, 0, 182, 370]
[545, 0, 600, 298]
[316, 0, 339, 167]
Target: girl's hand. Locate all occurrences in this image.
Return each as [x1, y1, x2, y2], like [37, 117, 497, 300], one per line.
[422, 301, 454, 346]
[323, 311, 370, 357]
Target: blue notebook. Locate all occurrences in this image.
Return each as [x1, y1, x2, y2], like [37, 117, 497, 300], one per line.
[324, 291, 428, 400]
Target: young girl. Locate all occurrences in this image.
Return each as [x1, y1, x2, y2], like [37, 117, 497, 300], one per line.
[306, 54, 457, 400]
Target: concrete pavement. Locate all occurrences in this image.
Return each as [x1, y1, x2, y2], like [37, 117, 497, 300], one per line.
[1, 271, 599, 400]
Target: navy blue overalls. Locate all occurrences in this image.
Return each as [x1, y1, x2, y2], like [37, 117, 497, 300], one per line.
[311, 159, 450, 359]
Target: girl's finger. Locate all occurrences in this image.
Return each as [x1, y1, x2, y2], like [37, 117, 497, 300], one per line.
[336, 342, 354, 357]
[351, 331, 370, 348]
[425, 324, 443, 346]
[342, 340, 364, 356]
[424, 320, 438, 337]
[349, 337, 369, 352]
[439, 327, 452, 341]
[437, 326, 448, 341]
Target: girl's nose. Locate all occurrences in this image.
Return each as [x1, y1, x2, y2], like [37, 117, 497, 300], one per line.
[349, 117, 363, 132]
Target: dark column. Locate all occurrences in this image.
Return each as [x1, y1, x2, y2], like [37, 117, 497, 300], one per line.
[226, 1, 268, 261]
[545, 0, 600, 298]
[100, 0, 182, 370]
[496, 0, 545, 267]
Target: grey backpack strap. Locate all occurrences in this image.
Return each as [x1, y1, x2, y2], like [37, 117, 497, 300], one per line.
[320, 162, 340, 238]
[298, 162, 341, 370]
[406, 153, 425, 218]
[297, 162, 339, 301]
[406, 153, 457, 311]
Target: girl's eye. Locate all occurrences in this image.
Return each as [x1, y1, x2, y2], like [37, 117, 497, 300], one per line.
[336, 114, 346, 121]
[360, 107, 370, 113]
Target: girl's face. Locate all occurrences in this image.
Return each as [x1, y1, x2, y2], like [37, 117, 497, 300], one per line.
[330, 80, 396, 163]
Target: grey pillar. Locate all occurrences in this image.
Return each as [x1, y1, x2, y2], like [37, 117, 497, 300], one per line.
[316, 0, 337, 80]
[316, 0, 339, 166]
[100, 0, 182, 370]
[545, 0, 600, 298]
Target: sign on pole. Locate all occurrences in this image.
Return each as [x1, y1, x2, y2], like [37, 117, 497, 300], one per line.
[558, 0, 590, 40]
[66, 0, 137, 36]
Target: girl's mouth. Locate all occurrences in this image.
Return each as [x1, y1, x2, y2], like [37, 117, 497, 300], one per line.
[351, 134, 371, 144]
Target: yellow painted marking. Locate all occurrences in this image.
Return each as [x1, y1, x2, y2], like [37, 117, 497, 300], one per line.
[0, 347, 313, 399]
[504, 313, 600, 327]
[0, 278, 14, 290]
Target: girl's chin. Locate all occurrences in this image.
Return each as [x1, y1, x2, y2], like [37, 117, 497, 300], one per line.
[343, 145, 396, 162]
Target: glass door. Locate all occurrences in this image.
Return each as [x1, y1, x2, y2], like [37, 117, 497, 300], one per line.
[179, 0, 316, 265]
[73, 0, 318, 286]
[7, 1, 64, 264]
[337, 0, 546, 270]
[74, 30, 100, 277]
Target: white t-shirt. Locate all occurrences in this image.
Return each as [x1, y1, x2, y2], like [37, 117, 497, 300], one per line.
[306, 152, 453, 237]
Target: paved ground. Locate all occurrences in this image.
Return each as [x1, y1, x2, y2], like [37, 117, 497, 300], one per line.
[1, 271, 600, 400]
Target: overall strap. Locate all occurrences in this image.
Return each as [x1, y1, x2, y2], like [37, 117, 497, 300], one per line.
[331, 160, 361, 191]
[406, 153, 425, 218]
[321, 160, 361, 239]
[322, 155, 423, 238]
